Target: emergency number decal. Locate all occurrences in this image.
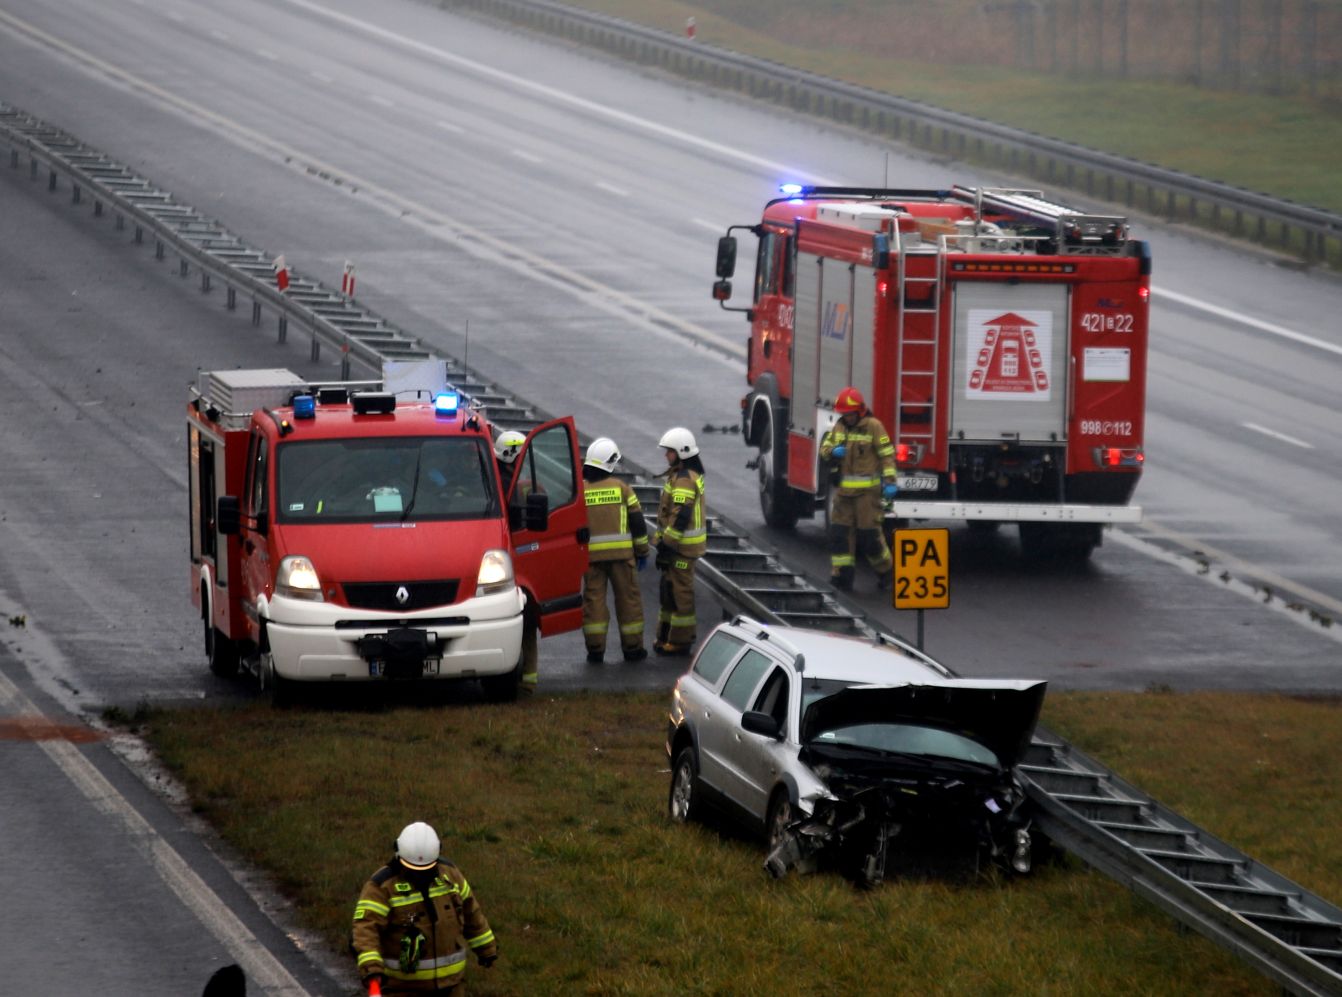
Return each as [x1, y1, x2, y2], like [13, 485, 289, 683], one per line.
[1080, 312, 1135, 333]
[964, 309, 1052, 401]
[1083, 347, 1131, 382]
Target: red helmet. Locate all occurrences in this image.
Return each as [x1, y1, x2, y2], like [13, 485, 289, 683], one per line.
[835, 387, 865, 414]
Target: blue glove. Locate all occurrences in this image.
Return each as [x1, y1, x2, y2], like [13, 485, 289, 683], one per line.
[882, 482, 899, 501]
[636, 555, 648, 572]
[830, 444, 847, 459]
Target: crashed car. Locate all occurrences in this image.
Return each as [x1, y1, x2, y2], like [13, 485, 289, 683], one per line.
[665, 617, 1047, 886]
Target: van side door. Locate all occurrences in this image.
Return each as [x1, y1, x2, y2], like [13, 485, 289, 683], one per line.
[507, 416, 588, 634]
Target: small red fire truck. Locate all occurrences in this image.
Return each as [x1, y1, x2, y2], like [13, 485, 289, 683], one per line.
[186, 362, 587, 701]
[717, 185, 1150, 560]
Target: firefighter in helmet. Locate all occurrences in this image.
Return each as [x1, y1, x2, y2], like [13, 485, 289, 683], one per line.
[819, 386, 897, 592]
[652, 427, 706, 655]
[494, 429, 540, 695]
[351, 821, 497, 994]
[581, 438, 650, 663]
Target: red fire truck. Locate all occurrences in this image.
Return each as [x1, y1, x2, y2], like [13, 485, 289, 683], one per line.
[186, 362, 587, 702]
[716, 185, 1149, 560]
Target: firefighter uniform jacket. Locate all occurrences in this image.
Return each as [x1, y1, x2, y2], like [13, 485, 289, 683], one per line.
[352, 860, 497, 991]
[820, 414, 896, 496]
[655, 467, 706, 558]
[584, 472, 650, 563]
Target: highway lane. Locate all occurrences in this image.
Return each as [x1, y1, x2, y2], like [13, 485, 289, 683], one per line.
[1, 0, 1340, 687]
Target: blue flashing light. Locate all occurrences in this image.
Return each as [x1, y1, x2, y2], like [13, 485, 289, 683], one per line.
[778, 182, 804, 196]
[292, 394, 316, 419]
[434, 391, 460, 416]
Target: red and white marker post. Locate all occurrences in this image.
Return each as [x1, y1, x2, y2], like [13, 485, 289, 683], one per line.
[273, 254, 290, 292]
[341, 260, 356, 299]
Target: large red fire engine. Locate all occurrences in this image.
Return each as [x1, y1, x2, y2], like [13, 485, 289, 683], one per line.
[186, 361, 587, 702]
[716, 185, 1149, 560]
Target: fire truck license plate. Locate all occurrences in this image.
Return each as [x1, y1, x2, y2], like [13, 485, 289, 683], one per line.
[896, 473, 938, 492]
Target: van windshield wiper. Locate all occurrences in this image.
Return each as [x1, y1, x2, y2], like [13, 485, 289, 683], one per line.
[401, 444, 424, 521]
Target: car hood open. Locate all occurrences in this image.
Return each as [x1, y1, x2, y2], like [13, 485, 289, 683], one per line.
[800, 679, 1047, 770]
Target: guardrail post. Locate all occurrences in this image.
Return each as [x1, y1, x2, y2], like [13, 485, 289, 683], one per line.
[201, 271, 211, 293]
[156, 239, 164, 260]
[9, 149, 16, 168]
[227, 287, 236, 310]
[278, 315, 287, 344]
[71, 183, 80, 204]
[94, 199, 102, 217]
[310, 334, 320, 362]
[115, 213, 123, 231]
[30, 157, 37, 179]
[48, 168, 57, 191]
[252, 301, 261, 326]
[341, 349, 352, 381]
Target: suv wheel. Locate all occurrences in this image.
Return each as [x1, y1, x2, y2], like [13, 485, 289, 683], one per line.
[668, 747, 702, 823]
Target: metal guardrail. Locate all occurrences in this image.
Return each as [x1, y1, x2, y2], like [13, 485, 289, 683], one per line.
[441, 0, 1342, 268]
[5, 102, 1341, 995]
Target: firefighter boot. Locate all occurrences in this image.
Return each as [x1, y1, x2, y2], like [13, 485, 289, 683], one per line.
[832, 565, 855, 593]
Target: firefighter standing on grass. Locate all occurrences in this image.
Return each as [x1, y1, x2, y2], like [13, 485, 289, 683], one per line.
[652, 427, 706, 656]
[820, 386, 897, 592]
[352, 821, 497, 995]
[581, 437, 650, 663]
[495, 430, 539, 695]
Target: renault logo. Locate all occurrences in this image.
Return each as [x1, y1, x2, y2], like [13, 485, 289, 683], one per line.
[395, 586, 410, 606]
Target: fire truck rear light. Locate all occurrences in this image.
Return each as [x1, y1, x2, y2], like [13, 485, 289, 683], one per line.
[894, 442, 925, 464]
[1093, 446, 1143, 468]
[434, 392, 460, 416]
[1138, 286, 1150, 300]
[292, 394, 316, 419]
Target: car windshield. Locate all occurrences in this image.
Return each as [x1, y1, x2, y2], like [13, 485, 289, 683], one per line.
[276, 437, 499, 523]
[801, 678, 1001, 768]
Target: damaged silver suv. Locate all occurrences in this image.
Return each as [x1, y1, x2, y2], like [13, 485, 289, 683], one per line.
[665, 617, 1047, 887]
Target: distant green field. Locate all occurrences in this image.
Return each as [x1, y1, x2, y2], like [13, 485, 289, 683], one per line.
[558, 0, 1342, 214]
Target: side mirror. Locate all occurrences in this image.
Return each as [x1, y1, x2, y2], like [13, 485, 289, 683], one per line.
[524, 490, 549, 532]
[741, 710, 783, 739]
[712, 279, 733, 302]
[715, 235, 737, 278]
[217, 496, 240, 536]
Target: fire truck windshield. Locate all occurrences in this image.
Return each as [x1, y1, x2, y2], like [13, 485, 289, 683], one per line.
[275, 437, 500, 523]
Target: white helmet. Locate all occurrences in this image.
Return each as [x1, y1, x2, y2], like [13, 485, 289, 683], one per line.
[658, 426, 699, 459]
[585, 437, 622, 473]
[493, 430, 526, 465]
[396, 821, 440, 870]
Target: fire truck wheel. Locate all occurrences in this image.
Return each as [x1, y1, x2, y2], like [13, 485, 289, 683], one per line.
[480, 655, 523, 703]
[259, 652, 298, 707]
[204, 623, 240, 678]
[756, 407, 800, 531]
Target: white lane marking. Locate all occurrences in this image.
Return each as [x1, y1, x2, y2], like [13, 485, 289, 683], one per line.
[511, 148, 543, 164]
[1242, 421, 1314, 449]
[594, 180, 628, 197]
[1152, 287, 1342, 358]
[0, 669, 311, 995]
[256, 48, 279, 61]
[435, 119, 464, 134]
[369, 94, 395, 108]
[692, 218, 723, 233]
[276, 0, 836, 185]
[310, 70, 333, 85]
[0, 8, 747, 361]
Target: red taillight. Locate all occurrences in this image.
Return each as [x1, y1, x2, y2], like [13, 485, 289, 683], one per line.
[878, 280, 890, 297]
[895, 442, 911, 463]
[1093, 446, 1144, 468]
[1138, 286, 1150, 301]
[1105, 447, 1121, 466]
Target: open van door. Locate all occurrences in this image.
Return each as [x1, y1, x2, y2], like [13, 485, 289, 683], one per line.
[506, 417, 588, 634]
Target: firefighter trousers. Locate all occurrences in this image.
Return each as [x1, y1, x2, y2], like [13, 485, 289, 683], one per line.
[521, 596, 540, 694]
[657, 558, 698, 648]
[829, 490, 891, 589]
[582, 559, 645, 654]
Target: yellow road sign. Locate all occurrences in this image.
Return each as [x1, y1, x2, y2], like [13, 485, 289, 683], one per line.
[892, 528, 949, 610]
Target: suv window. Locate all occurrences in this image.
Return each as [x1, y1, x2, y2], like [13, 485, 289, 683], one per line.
[693, 632, 743, 686]
[752, 667, 790, 731]
[720, 649, 773, 712]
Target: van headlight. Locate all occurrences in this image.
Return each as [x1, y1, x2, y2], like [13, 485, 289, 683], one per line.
[475, 549, 514, 597]
[276, 555, 324, 601]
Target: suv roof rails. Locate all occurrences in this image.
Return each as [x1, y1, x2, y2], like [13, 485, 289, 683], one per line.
[731, 616, 806, 674]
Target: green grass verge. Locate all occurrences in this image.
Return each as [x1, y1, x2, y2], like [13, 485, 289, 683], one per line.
[134, 689, 1342, 995]
[557, 0, 1342, 215]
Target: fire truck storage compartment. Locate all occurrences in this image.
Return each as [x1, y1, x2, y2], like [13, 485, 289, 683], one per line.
[791, 252, 877, 429]
[950, 282, 1069, 444]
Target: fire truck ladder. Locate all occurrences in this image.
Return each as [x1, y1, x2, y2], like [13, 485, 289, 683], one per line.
[951, 185, 1130, 253]
[8, 103, 1341, 997]
[892, 227, 943, 461]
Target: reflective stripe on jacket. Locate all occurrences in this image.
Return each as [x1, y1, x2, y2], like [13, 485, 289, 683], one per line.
[656, 468, 706, 557]
[820, 415, 895, 496]
[584, 474, 650, 563]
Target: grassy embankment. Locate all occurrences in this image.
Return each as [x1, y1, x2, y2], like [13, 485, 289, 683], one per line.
[562, 0, 1342, 215]
[135, 688, 1341, 995]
